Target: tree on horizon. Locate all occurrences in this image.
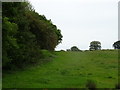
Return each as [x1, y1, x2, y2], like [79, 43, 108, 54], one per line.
[113, 40, 120, 49]
[71, 46, 80, 51]
[89, 41, 101, 50]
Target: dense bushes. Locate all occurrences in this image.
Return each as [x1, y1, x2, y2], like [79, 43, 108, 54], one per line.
[71, 46, 80, 51]
[2, 2, 62, 70]
[66, 46, 82, 51]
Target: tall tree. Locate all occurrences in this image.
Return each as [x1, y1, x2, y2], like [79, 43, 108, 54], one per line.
[89, 41, 101, 50]
[2, 2, 62, 69]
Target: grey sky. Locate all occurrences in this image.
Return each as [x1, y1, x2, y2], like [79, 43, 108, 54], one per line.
[28, 0, 118, 50]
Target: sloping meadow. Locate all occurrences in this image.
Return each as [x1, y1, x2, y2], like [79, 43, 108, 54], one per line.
[3, 50, 118, 88]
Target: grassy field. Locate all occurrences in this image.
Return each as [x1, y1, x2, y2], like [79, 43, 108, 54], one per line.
[3, 50, 118, 88]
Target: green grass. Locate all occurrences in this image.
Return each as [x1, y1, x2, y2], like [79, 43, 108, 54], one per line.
[3, 50, 118, 88]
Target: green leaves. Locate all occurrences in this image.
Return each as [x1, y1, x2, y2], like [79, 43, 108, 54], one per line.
[26, 10, 62, 51]
[2, 2, 62, 69]
[89, 41, 101, 50]
[71, 46, 80, 51]
[113, 40, 120, 49]
[3, 17, 18, 48]
[3, 17, 18, 34]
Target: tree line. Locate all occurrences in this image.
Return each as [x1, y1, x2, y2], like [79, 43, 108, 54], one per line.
[2, 2, 62, 70]
[67, 40, 120, 51]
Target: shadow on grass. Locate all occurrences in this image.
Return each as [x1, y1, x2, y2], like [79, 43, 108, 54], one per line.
[85, 80, 97, 90]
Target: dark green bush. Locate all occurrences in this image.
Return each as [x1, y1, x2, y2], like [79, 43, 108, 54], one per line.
[2, 2, 62, 70]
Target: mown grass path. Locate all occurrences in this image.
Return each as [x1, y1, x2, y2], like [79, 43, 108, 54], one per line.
[3, 50, 118, 88]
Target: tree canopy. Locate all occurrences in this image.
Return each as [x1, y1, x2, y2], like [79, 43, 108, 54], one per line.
[2, 2, 62, 69]
[71, 46, 80, 51]
[113, 40, 120, 49]
[89, 41, 101, 50]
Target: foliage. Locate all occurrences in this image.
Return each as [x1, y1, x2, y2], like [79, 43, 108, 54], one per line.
[89, 41, 101, 50]
[2, 2, 62, 69]
[25, 11, 62, 51]
[66, 49, 71, 51]
[2, 17, 18, 67]
[41, 50, 54, 58]
[71, 46, 80, 51]
[113, 40, 120, 49]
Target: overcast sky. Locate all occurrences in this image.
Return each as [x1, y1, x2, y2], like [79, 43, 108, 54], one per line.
[28, 0, 118, 50]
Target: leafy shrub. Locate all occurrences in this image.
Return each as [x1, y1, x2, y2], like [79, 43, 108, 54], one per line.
[41, 50, 54, 58]
[2, 2, 62, 70]
[71, 46, 80, 51]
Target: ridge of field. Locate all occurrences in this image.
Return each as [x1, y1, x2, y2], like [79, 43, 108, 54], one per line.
[3, 50, 118, 88]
